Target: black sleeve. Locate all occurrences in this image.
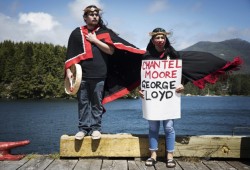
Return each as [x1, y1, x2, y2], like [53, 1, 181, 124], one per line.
[66, 27, 83, 61]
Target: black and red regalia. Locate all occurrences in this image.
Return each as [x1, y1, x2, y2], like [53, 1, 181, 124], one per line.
[65, 26, 243, 104]
[179, 51, 242, 89]
[65, 26, 145, 104]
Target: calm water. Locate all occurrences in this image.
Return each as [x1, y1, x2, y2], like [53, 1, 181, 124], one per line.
[0, 96, 250, 154]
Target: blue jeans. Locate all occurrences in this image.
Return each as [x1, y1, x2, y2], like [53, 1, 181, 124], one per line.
[148, 120, 175, 152]
[77, 78, 105, 135]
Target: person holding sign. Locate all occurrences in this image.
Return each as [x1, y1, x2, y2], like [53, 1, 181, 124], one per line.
[140, 28, 184, 168]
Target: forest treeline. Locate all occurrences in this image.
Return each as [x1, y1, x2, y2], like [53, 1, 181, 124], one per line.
[0, 40, 249, 99]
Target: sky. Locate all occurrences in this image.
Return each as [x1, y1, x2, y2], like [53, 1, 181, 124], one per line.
[0, 0, 250, 50]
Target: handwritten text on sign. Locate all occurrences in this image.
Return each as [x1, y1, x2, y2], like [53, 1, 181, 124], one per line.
[141, 60, 182, 101]
[141, 59, 182, 120]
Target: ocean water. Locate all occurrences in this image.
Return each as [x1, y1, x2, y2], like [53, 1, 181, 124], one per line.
[0, 96, 249, 154]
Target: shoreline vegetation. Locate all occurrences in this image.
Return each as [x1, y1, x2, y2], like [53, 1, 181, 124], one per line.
[0, 40, 250, 100]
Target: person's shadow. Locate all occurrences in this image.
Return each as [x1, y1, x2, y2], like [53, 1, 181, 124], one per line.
[74, 138, 101, 152]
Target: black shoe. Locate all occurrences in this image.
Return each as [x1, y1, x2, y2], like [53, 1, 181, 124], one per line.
[145, 158, 157, 166]
[166, 159, 176, 168]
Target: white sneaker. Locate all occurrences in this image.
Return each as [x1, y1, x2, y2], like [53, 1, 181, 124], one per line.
[91, 130, 101, 140]
[75, 131, 85, 140]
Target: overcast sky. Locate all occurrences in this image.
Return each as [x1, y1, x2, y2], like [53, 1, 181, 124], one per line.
[0, 0, 250, 50]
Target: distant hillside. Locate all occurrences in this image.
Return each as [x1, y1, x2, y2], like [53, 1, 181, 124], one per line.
[182, 38, 250, 74]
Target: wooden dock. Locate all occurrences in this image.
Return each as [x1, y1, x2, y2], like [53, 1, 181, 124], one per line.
[60, 134, 250, 159]
[1, 134, 250, 169]
[1, 155, 250, 170]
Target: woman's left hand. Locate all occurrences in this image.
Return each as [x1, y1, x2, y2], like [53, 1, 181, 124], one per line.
[175, 84, 184, 93]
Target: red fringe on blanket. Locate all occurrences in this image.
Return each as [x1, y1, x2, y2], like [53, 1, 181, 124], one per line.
[193, 56, 243, 89]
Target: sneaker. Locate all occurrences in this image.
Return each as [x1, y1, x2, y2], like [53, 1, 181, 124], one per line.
[91, 130, 101, 140]
[75, 131, 85, 140]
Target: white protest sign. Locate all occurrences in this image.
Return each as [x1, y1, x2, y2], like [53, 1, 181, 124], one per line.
[141, 59, 182, 120]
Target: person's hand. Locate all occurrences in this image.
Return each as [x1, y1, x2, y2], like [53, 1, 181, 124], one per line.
[66, 68, 73, 79]
[66, 68, 74, 92]
[139, 90, 144, 99]
[85, 32, 98, 43]
[175, 84, 184, 93]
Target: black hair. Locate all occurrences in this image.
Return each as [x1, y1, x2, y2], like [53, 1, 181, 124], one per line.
[83, 5, 115, 33]
[146, 27, 179, 59]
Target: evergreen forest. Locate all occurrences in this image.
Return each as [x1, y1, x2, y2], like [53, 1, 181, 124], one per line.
[0, 40, 249, 99]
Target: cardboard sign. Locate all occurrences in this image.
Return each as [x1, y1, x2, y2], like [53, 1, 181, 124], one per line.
[141, 59, 182, 120]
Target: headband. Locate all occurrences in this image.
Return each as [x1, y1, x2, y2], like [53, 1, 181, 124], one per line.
[149, 31, 171, 37]
[83, 6, 101, 15]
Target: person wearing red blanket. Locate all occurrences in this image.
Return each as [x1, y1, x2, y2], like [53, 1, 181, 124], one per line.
[65, 5, 145, 140]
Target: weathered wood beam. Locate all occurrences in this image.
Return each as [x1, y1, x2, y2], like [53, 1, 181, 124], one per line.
[60, 134, 250, 158]
[60, 134, 164, 158]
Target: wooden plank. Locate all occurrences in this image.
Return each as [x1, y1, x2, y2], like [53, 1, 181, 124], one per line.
[60, 134, 250, 159]
[173, 160, 183, 170]
[18, 156, 53, 170]
[101, 159, 113, 170]
[74, 159, 92, 170]
[153, 159, 182, 170]
[127, 160, 140, 170]
[193, 162, 210, 170]
[74, 159, 102, 170]
[177, 160, 198, 169]
[111, 160, 127, 170]
[134, 160, 155, 170]
[1, 157, 249, 170]
[202, 160, 224, 170]
[86, 159, 102, 170]
[102, 159, 127, 170]
[227, 160, 250, 170]
[154, 161, 168, 170]
[216, 161, 237, 170]
[102, 159, 129, 170]
[45, 159, 77, 170]
[60, 134, 165, 158]
[0, 158, 28, 170]
[175, 135, 250, 158]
